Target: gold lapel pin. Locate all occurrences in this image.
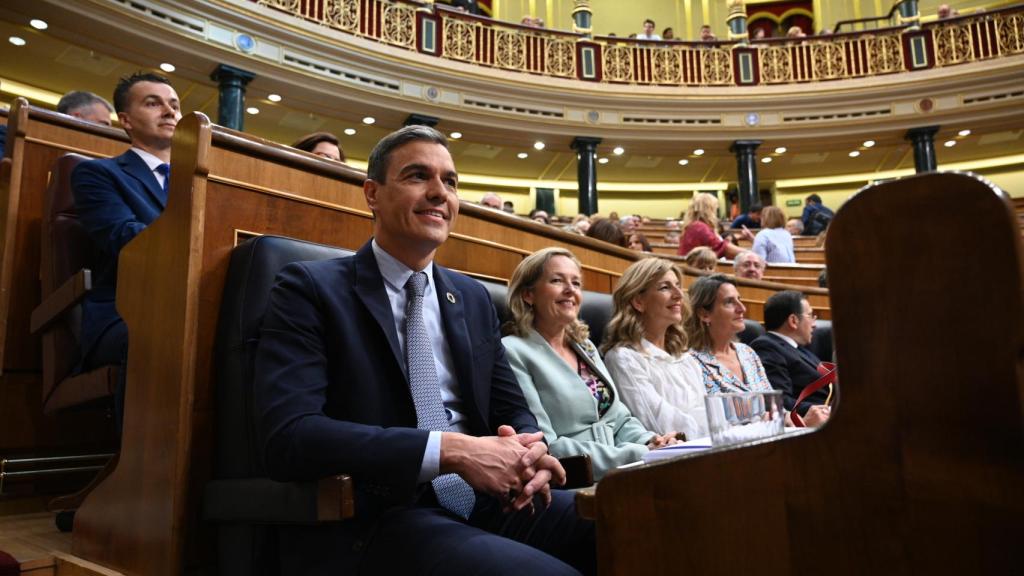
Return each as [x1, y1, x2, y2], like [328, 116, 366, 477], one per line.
[446, 292, 456, 303]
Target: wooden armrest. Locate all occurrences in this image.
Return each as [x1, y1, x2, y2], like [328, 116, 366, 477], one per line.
[204, 475, 354, 523]
[559, 454, 594, 490]
[30, 269, 92, 334]
[574, 486, 596, 520]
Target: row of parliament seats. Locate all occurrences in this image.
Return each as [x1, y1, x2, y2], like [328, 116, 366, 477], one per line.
[3, 98, 1021, 573]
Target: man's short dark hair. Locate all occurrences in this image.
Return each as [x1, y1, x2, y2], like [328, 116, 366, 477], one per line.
[367, 124, 448, 183]
[806, 194, 822, 204]
[764, 290, 806, 331]
[57, 91, 113, 115]
[292, 132, 345, 161]
[113, 72, 172, 114]
[750, 203, 763, 213]
[644, 18, 655, 26]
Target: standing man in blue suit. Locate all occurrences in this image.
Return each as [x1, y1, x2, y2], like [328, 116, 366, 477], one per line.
[254, 125, 594, 575]
[71, 72, 180, 424]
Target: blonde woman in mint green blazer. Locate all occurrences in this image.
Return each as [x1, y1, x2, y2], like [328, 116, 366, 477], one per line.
[501, 248, 680, 480]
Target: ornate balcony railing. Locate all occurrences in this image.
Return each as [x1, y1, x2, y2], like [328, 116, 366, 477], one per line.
[254, 0, 1024, 87]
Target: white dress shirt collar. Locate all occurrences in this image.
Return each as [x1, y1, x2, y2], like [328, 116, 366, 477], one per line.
[769, 331, 799, 348]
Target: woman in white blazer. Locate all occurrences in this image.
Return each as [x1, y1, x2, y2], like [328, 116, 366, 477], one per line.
[501, 248, 678, 480]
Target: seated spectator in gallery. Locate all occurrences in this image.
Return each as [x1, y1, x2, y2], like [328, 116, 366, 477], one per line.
[502, 200, 515, 213]
[57, 90, 115, 126]
[292, 131, 345, 161]
[619, 215, 639, 235]
[750, 291, 832, 426]
[684, 246, 718, 271]
[786, 217, 804, 236]
[529, 208, 551, 224]
[502, 248, 678, 480]
[937, 3, 952, 19]
[567, 214, 591, 235]
[678, 192, 752, 258]
[602, 259, 707, 440]
[787, 26, 806, 38]
[662, 27, 675, 40]
[733, 250, 766, 280]
[586, 217, 625, 247]
[479, 192, 502, 209]
[730, 203, 763, 229]
[627, 232, 652, 253]
[699, 25, 717, 42]
[637, 19, 661, 40]
[752, 28, 767, 40]
[751, 206, 796, 263]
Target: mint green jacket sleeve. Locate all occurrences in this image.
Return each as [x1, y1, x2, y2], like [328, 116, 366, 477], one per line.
[501, 331, 653, 480]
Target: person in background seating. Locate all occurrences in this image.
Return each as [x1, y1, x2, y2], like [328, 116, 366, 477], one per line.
[586, 217, 625, 247]
[636, 19, 661, 40]
[699, 25, 717, 42]
[603, 259, 707, 440]
[683, 247, 716, 272]
[479, 192, 502, 209]
[529, 208, 551, 224]
[292, 131, 345, 162]
[502, 248, 679, 480]
[678, 192, 752, 258]
[802, 194, 834, 236]
[734, 250, 766, 280]
[662, 27, 675, 40]
[72, 72, 181, 428]
[731, 203, 762, 230]
[57, 91, 115, 127]
[254, 125, 594, 575]
[752, 206, 796, 264]
[786, 217, 804, 236]
[627, 232, 652, 253]
[752, 28, 767, 40]
[502, 200, 515, 214]
[787, 26, 806, 38]
[750, 291, 831, 427]
[937, 3, 952, 18]
[684, 275, 772, 395]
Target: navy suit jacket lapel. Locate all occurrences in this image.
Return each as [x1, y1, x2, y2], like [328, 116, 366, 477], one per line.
[117, 150, 166, 209]
[433, 266, 486, 426]
[352, 242, 405, 378]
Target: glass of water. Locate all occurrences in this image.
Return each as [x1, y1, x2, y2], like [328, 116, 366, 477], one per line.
[704, 390, 785, 447]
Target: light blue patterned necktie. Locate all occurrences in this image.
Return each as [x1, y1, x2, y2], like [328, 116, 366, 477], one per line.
[405, 272, 475, 518]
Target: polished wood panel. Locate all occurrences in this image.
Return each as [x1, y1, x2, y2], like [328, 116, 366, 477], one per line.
[578, 172, 1024, 575]
[0, 98, 128, 373]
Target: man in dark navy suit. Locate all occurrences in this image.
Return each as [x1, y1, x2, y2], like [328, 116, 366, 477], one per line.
[254, 125, 594, 575]
[71, 72, 180, 421]
[751, 290, 831, 425]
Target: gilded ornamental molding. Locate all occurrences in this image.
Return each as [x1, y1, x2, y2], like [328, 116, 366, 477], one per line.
[252, 0, 1024, 87]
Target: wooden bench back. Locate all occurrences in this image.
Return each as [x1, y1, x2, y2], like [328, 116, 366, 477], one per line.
[0, 98, 128, 374]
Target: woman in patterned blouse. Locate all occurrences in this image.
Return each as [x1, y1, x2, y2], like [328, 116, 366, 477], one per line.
[684, 274, 773, 394]
[502, 248, 678, 480]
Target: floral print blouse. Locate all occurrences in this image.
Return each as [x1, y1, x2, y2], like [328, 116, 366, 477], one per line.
[687, 342, 772, 395]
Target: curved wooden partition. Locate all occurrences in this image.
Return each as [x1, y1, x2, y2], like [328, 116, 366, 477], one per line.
[68, 112, 831, 574]
[578, 171, 1024, 575]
